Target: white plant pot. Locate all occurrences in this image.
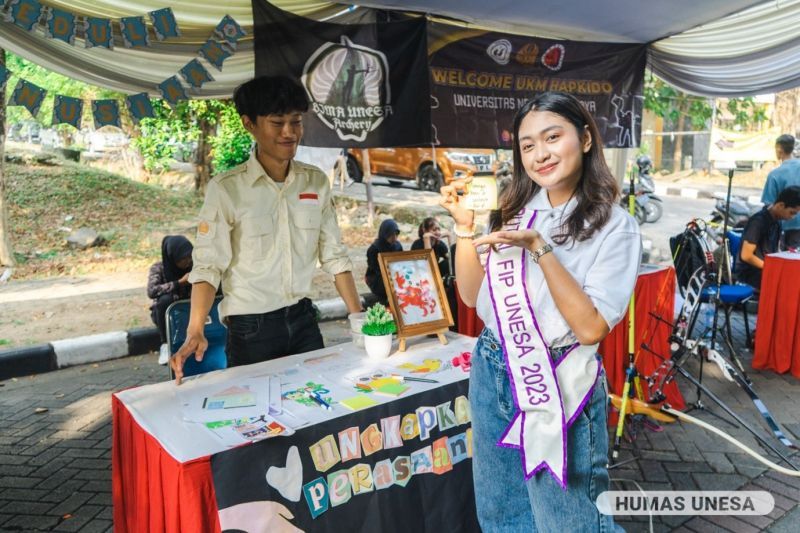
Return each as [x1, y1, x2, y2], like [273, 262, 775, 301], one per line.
[364, 334, 393, 360]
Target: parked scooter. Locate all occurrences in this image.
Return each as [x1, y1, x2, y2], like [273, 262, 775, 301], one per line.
[705, 192, 762, 243]
[635, 155, 663, 223]
[620, 155, 663, 224]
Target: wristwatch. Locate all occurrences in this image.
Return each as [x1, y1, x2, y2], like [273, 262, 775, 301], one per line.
[529, 243, 553, 264]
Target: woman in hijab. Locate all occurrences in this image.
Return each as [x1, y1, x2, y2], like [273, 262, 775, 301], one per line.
[147, 235, 193, 364]
[364, 219, 403, 304]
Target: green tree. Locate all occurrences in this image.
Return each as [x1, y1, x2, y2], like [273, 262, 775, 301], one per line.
[644, 73, 769, 171]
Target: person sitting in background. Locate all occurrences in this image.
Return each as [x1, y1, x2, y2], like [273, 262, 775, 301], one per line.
[365, 219, 403, 304]
[738, 185, 800, 291]
[148, 236, 193, 364]
[411, 217, 451, 279]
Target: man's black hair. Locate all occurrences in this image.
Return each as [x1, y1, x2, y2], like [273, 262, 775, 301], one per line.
[776, 185, 800, 208]
[233, 76, 309, 122]
[776, 134, 795, 156]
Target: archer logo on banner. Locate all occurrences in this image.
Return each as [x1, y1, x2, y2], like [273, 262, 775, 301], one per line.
[301, 36, 392, 143]
[44, 7, 77, 45]
[8, 79, 46, 118]
[5, 0, 43, 32]
[92, 100, 121, 129]
[52, 95, 83, 129]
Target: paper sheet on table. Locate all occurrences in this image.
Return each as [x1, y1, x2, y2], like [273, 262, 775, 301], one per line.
[178, 377, 269, 423]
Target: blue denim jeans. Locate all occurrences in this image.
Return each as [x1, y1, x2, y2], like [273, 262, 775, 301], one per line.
[469, 328, 620, 532]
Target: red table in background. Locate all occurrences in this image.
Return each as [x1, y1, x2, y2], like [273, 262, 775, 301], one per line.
[455, 266, 684, 410]
[753, 253, 800, 378]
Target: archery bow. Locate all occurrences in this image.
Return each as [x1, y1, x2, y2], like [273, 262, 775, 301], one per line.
[609, 393, 800, 476]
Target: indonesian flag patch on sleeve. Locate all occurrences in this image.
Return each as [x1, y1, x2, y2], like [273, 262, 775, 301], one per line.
[298, 192, 319, 205]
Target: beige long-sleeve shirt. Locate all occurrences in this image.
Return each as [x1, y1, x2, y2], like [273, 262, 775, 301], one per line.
[188, 152, 353, 321]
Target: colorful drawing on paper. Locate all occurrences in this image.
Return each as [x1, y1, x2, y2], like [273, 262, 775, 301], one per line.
[282, 382, 334, 408]
[203, 385, 257, 410]
[388, 259, 443, 325]
[396, 358, 444, 375]
[205, 416, 286, 444]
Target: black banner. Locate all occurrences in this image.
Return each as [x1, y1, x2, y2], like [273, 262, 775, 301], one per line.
[428, 22, 646, 148]
[252, 0, 431, 148]
[212, 380, 479, 532]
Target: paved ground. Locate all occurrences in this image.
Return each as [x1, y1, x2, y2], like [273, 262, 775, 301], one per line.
[612, 313, 800, 532]
[2, 311, 800, 531]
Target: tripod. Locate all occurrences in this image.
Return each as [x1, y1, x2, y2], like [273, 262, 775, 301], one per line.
[689, 168, 752, 412]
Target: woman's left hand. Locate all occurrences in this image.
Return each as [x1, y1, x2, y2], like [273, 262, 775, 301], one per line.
[472, 229, 545, 252]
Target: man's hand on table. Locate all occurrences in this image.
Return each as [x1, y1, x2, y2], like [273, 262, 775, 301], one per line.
[171, 329, 208, 385]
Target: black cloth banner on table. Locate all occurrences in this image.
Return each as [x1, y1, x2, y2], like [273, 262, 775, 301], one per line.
[211, 380, 479, 532]
[252, 0, 432, 148]
[427, 21, 647, 149]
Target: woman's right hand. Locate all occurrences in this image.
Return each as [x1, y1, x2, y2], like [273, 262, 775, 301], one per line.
[439, 178, 475, 228]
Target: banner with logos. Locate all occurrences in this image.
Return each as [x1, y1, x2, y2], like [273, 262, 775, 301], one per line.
[252, 0, 432, 148]
[428, 22, 646, 148]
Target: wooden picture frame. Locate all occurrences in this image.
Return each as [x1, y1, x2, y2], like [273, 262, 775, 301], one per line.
[377, 249, 454, 351]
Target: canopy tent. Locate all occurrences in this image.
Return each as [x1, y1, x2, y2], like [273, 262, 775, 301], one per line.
[1, 0, 800, 98]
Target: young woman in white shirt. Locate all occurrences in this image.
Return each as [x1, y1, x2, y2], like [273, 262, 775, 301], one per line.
[440, 92, 640, 532]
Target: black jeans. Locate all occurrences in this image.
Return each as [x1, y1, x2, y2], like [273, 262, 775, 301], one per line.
[225, 298, 324, 367]
[150, 294, 174, 344]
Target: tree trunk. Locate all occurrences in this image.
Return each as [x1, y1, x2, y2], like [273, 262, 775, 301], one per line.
[0, 48, 15, 268]
[362, 149, 375, 226]
[774, 88, 800, 137]
[672, 107, 686, 173]
[194, 116, 214, 192]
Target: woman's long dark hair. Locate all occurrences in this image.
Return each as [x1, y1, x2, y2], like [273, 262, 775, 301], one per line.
[489, 92, 619, 245]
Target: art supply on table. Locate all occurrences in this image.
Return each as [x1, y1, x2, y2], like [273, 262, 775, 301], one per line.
[340, 395, 379, 411]
[305, 391, 333, 410]
[372, 381, 409, 397]
[391, 374, 439, 384]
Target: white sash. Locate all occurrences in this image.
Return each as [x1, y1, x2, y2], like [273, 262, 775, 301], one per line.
[486, 208, 600, 488]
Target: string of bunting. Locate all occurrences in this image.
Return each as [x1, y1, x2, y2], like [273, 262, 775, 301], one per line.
[2, 1, 181, 48]
[1, 8, 246, 129]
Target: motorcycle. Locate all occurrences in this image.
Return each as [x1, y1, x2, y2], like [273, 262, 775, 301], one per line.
[620, 155, 663, 224]
[705, 192, 762, 244]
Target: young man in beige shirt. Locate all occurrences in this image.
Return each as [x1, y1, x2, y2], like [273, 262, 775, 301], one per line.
[171, 76, 362, 384]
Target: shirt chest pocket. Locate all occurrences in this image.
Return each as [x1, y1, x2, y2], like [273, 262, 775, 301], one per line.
[291, 207, 322, 250]
[239, 216, 274, 262]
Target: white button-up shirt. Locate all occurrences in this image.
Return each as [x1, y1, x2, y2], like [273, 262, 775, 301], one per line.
[476, 190, 642, 347]
[188, 152, 353, 321]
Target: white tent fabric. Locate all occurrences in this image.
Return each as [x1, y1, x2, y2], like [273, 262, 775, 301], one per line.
[649, 0, 800, 96]
[0, 1, 358, 97]
[1, 0, 799, 97]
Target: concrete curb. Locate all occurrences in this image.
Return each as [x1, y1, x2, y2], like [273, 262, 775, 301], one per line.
[0, 293, 378, 381]
[654, 184, 763, 205]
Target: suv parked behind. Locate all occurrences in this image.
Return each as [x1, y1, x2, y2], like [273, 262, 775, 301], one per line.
[345, 147, 496, 191]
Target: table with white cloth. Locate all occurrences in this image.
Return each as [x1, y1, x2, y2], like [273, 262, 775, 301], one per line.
[112, 333, 480, 533]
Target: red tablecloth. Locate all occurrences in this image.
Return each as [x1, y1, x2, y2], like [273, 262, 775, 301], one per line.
[753, 254, 800, 377]
[456, 267, 683, 409]
[599, 266, 684, 410]
[112, 395, 221, 533]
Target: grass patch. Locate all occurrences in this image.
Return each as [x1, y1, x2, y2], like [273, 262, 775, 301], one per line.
[6, 160, 203, 279]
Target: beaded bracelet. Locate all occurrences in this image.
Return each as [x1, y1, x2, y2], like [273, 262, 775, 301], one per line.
[453, 224, 476, 239]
